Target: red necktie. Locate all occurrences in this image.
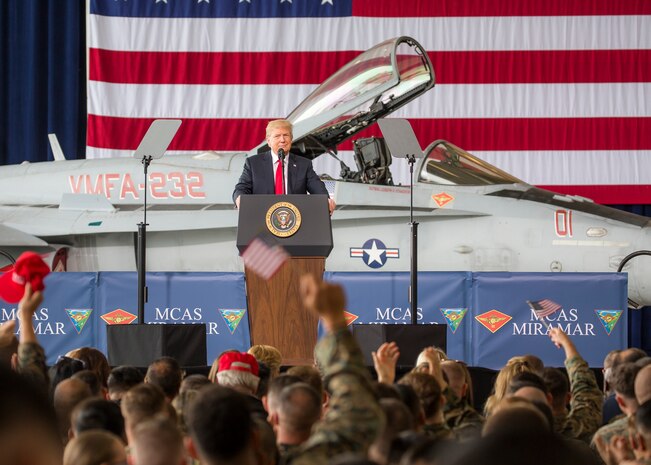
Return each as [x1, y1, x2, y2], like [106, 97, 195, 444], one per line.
[275, 159, 284, 195]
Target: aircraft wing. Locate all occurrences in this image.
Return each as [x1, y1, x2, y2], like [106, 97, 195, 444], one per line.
[332, 181, 492, 220]
[0, 205, 239, 238]
[0, 223, 48, 247]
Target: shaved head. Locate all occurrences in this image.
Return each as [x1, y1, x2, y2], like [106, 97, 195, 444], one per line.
[636, 365, 651, 405]
[513, 387, 550, 406]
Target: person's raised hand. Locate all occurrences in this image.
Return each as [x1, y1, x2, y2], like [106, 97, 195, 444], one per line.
[417, 347, 447, 389]
[19, 283, 44, 319]
[372, 341, 400, 384]
[300, 274, 346, 332]
[18, 283, 43, 344]
[549, 327, 578, 359]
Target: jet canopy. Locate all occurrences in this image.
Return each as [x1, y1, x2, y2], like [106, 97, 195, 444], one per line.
[419, 140, 522, 186]
[266, 36, 435, 159]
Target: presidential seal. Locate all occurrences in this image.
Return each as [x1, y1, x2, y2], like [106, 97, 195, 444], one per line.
[266, 202, 302, 237]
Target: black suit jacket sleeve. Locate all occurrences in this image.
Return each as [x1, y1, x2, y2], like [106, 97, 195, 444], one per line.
[232, 156, 255, 203]
[297, 156, 329, 196]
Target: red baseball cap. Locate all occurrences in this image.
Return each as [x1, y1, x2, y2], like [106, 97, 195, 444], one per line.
[0, 252, 50, 303]
[218, 352, 259, 376]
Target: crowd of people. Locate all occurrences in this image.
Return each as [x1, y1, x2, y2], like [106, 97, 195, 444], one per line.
[1, 277, 650, 465]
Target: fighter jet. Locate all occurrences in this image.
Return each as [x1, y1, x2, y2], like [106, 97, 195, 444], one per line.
[0, 36, 649, 306]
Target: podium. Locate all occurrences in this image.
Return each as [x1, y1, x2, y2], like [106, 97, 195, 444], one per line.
[237, 195, 332, 365]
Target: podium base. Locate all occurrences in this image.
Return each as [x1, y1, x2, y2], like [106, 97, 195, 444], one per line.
[352, 324, 447, 367]
[107, 324, 207, 367]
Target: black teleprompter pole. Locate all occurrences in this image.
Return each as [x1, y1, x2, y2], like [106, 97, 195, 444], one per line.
[407, 154, 418, 325]
[137, 155, 152, 324]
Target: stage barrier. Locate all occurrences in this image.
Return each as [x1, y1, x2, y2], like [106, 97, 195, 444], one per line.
[0, 271, 627, 368]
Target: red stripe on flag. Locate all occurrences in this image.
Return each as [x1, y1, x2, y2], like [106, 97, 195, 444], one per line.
[432, 50, 651, 84]
[87, 115, 651, 152]
[352, 0, 651, 17]
[87, 115, 269, 151]
[89, 49, 651, 85]
[89, 49, 360, 85]
[537, 185, 651, 205]
[345, 118, 651, 152]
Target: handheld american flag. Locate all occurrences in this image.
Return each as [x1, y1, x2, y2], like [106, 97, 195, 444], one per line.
[527, 299, 562, 319]
[242, 237, 289, 280]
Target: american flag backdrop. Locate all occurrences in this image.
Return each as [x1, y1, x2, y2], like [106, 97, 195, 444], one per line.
[87, 0, 651, 204]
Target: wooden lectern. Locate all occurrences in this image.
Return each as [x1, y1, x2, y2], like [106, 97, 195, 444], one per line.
[237, 194, 333, 365]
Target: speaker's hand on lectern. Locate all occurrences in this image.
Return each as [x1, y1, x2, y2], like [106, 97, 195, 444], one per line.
[300, 274, 347, 333]
[328, 198, 336, 216]
[235, 195, 241, 209]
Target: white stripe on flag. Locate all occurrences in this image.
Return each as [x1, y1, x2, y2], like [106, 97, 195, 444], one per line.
[88, 81, 651, 119]
[476, 150, 651, 185]
[88, 15, 651, 52]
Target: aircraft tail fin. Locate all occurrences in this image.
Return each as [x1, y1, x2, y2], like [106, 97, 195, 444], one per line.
[48, 134, 67, 161]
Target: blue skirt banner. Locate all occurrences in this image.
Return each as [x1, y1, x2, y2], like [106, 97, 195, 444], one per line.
[471, 272, 628, 369]
[6, 273, 99, 363]
[325, 271, 627, 369]
[0, 271, 628, 368]
[0, 272, 249, 365]
[96, 272, 250, 365]
[323, 272, 472, 361]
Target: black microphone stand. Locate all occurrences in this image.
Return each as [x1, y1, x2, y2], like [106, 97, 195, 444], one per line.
[137, 155, 152, 324]
[407, 154, 418, 325]
[279, 149, 286, 195]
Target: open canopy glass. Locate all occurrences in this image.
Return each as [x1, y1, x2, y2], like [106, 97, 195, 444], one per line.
[256, 36, 435, 158]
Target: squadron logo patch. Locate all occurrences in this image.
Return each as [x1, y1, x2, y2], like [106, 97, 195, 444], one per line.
[66, 309, 93, 334]
[432, 192, 454, 208]
[475, 309, 512, 333]
[595, 310, 623, 335]
[344, 311, 359, 326]
[440, 308, 468, 334]
[266, 202, 302, 237]
[101, 309, 137, 325]
[219, 309, 247, 334]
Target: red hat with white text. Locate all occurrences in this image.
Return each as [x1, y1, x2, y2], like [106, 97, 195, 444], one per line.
[0, 252, 50, 303]
[218, 351, 259, 376]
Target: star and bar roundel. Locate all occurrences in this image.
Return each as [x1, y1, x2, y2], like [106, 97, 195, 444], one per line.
[350, 239, 399, 269]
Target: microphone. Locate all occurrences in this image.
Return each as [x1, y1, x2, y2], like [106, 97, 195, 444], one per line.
[277, 148, 286, 195]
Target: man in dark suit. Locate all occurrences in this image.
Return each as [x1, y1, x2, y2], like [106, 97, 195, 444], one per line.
[233, 120, 335, 214]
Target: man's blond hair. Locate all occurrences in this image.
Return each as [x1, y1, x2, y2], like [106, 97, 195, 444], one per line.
[266, 119, 293, 138]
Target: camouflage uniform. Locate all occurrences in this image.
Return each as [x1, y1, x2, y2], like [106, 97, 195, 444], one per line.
[554, 355, 603, 443]
[284, 328, 384, 465]
[423, 422, 453, 441]
[443, 389, 484, 441]
[278, 443, 300, 459]
[17, 341, 49, 390]
[590, 416, 629, 453]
